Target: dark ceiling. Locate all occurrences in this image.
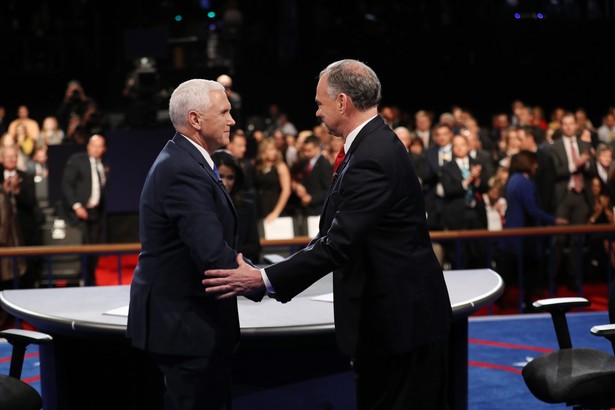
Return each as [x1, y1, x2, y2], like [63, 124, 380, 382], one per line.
[1, 0, 614, 128]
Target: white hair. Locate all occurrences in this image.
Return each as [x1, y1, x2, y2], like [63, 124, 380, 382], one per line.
[168, 79, 225, 129]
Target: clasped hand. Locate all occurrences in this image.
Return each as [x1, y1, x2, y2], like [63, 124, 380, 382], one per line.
[203, 253, 266, 300]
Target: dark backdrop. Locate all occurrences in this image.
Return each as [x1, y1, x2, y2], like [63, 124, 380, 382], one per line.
[2, 0, 614, 129]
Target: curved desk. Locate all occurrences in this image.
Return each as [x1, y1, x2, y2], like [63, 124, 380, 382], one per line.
[1, 269, 503, 410]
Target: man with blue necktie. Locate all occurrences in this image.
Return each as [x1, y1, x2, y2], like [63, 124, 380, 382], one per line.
[127, 79, 257, 410]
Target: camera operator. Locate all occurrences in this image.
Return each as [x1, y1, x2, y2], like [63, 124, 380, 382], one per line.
[56, 79, 92, 136]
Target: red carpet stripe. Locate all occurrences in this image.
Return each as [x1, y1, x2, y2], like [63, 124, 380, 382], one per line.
[22, 375, 41, 384]
[469, 338, 554, 353]
[0, 351, 39, 364]
[468, 360, 522, 374]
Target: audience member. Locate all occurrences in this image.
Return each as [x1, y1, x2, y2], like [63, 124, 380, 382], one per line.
[423, 123, 454, 231]
[7, 105, 40, 144]
[498, 150, 568, 310]
[549, 111, 596, 290]
[225, 129, 255, 198]
[59, 134, 108, 286]
[487, 112, 511, 159]
[25, 145, 50, 209]
[412, 110, 434, 149]
[497, 127, 521, 169]
[517, 125, 556, 213]
[38, 115, 65, 147]
[597, 111, 615, 144]
[0, 106, 7, 135]
[56, 79, 91, 133]
[253, 137, 292, 223]
[483, 176, 506, 231]
[575, 107, 599, 148]
[594, 143, 614, 186]
[271, 127, 298, 168]
[408, 135, 429, 185]
[275, 112, 298, 138]
[13, 122, 36, 158]
[464, 126, 495, 180]
[393, 125, 412, 151]
[290, 134, 332, 217]
[440, 133, 490, 268]
[216, 74, 243, 130]
[0, 145, 44, 288]
[212, 150, 261, 263]
[0, 155, 27, 327]
[547, 106, 565, 131]
[586, 176, 615, 280]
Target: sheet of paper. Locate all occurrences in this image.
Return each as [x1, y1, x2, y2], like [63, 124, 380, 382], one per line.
[263, 216, 295, 239]
[103, 305, 129, 317]
[310, 293, 333, 303]
[307, 215, 320, 238]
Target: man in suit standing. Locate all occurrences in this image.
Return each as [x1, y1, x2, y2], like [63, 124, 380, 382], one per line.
[127, 79, 253, 410]
[548, 112, 595, 290]
[441, 133, 490, 269]
[291, 134, 333, 217]
[204, 59, 452, 409]
[60, 134, 108, 286]
[0, 145, 44, 289]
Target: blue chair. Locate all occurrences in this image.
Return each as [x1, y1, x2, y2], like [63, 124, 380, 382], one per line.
[0, 329, 52, 410]
[521, 296, 615, 409]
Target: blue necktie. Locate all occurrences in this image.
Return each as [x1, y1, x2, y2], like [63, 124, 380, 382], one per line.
[461, 161, 474, 206]
[212, 164, 221, 179]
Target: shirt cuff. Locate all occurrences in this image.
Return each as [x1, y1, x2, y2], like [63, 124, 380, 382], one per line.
[260, 268, 277, 296]
[72, 202, 83, 210]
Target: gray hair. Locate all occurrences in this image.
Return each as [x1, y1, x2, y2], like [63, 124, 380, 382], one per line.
[319, 59, 381, 111]
[168, 79, 225, 129]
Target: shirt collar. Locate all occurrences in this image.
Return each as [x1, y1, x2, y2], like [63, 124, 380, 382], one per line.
[180, 134, 215, 170]
[343, 115, 377, 153]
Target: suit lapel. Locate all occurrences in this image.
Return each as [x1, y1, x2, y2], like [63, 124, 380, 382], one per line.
[172, 134, 237, 217]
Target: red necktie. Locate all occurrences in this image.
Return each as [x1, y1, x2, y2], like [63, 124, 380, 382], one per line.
[569, 139, 583, 193]
[333, 146, 346, 174]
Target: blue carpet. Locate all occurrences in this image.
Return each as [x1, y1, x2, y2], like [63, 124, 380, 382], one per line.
[468, 311, 611, 409]
[1, 311, 611, 409]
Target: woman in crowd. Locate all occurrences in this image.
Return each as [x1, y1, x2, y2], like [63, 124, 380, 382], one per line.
[211, 150, 262, 263]
[253, 137, 291, 223]
[498, 150, 568, 310]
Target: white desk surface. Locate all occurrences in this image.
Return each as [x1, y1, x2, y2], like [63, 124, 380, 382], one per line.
[0, 269, 503, 337]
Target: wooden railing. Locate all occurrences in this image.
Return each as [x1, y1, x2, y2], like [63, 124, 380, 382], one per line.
[1, 224, 614, 312]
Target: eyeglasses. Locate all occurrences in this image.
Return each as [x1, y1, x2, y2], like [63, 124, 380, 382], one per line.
[219, 174, 236, 181]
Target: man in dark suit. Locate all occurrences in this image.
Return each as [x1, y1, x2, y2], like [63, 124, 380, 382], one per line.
[59, 134, 108, 286]
[517, 125, 556, 213]
[204, 59, 452, 409]
[441, 134, 490, 269]
[423, 123, 454, 232]
[0, 145, 44, 289]
[291, 134, 333, 217]
[548, 111, 596, 290]
[127, 79, 252, 410]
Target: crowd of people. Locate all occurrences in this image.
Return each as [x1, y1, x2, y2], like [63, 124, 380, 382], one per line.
[1, 75, 615, 300]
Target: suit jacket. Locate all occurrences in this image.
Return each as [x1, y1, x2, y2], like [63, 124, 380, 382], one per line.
[422, 143, 452, 230]
[0, 167, 43, 247]
[548, 137, 595, 207]
[534, 147, 556, 213]
[59, 151, 109, 224]
[127, 134, 241, 357]
[440, 157, 490, 230]
[501, 172, 556, 255]
[299, 154, 333, 216]
[265, 116, 452, 357]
